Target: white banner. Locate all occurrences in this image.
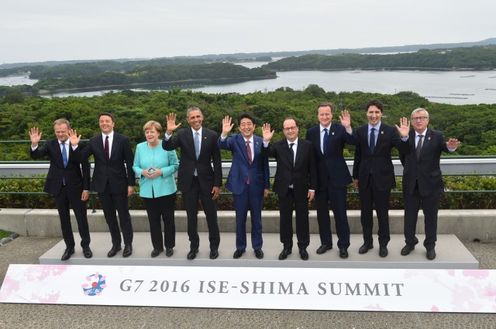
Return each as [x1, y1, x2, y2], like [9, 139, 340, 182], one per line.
[1, 264, 496, 313]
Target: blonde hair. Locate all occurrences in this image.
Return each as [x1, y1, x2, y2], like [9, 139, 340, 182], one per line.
[143, 120, 162, 133]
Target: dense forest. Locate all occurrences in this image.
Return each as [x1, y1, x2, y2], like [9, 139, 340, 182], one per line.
[0, 87, 495, 160]
[0, 62, 275, 93]
[264, 45, 496, 71]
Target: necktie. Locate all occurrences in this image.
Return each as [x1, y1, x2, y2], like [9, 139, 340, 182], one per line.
[246, 140, 252, 164]
[61, 142, 68, 168]
[416, 135, 424, 160]
[104, 135, 109, 160]
[289, 143, 295, 167]
[323, 128, 329, 154]
[194, 131, 200, 159]
[369, 128, 376, 152]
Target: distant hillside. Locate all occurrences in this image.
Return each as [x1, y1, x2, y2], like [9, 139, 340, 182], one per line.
[1, 38, 495, 69]
[263, 45, 496, 71]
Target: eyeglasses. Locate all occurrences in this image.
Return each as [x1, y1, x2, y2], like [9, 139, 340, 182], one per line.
[283, 126, 297, 131]
[411, 116, 428, 121]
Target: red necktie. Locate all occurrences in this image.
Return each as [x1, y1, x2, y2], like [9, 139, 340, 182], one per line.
[246, 140, 252, 164]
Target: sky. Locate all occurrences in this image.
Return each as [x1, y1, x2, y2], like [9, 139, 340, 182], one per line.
[1, 0, 495, 64]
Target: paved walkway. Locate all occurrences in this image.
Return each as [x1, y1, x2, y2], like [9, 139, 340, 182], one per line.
[1, 237, 496, 328]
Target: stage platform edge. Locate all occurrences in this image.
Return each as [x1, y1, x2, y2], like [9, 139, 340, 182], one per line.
[39, 233, 479, 269]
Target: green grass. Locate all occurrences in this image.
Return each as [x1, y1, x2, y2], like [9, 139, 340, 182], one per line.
[0, 230, 12, 239]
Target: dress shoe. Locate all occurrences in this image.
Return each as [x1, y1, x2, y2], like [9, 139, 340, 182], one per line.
[254, 249, 264, 259]
[426, 248, 436, 260]
[299, 248, 309, 261]
[187, 248, 198, 260]
[209, 249, 219, 260]
[151, 249, 161, 258]
[165, 248, 174, 257]
[233, 249, 245, 259]
[61, 248, 74, 261]
[358, 243, 373, 254]
[278, 248, 292, 260]
[379, 246, 388, 258]
[82, 247, 93, 259]
[316, 244, 332, 254]
[123, 245, 133, 258]
[107, 245, 121, 258]
[339, 248, 349, 259]
[401, 244, 415, 256]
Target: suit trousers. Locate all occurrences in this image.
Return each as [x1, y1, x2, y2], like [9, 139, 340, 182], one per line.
[143, 193, 176, 251]
[315, 186, 350, 249]
[233, 184, 263, 251]
[359, 175, 391, 247]
[98, 184, 133, 247]
[278, 188, 309, 250]
[403, 182, 440, 250]
[54, 185, 90, 249]
[183, 177, 220, 250]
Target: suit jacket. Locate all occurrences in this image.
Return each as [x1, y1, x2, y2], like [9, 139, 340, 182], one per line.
[163, 127, 222, 193]
[400, 128, 449, 197]
[31, 139, 90, 197]
[218, 134, 269, 195]
[306, 123, 356, 190]
[83, 132, 136, 194]
[264, 139, 317, 199]
[132, 142, 179, 198]
[352, 123, 409, 191]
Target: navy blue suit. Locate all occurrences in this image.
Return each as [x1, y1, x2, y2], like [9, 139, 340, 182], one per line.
[31, 140, 91, 250]
[306, 123, 356, 249]
[352, 123, 408, 247]
[219, 134, 269, 251]
[400, 128, 450, 250]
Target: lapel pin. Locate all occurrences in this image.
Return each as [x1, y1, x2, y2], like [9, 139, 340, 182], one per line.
[428, 137, 431, 140]
[381, 131, 384, 135]
[331, 132, 335, 135]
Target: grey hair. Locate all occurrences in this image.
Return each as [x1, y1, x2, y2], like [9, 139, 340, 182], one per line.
[411, 107, 429, 118]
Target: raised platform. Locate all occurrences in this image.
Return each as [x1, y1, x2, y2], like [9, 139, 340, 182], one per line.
[39, 232, 479, 269]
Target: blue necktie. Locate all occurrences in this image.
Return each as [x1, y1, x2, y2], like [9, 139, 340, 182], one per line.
[194, 131, 200, 159]
[61, 142, 68, 168]
[369, 128, 376, 152]
[323, 128, 329, 154]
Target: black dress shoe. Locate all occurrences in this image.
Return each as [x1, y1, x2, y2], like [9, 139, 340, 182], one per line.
[209, 249, 219, 260]
[82, 247, 93, 259]
[233, 249, 245, 259]
[165, 248, 174, 257]
[187, 248, 198, 260]
[254, 249, 264, 259]
[278, 248, 292, 260]
[151, 249, 161, 258]
[379, 246, 388, 258]
[339, 248, 349, 259]
[299, 248, 309, 261]
[107, 245, 121, 258]
[61, 248, 74, 261]
[426, 248, 436, 260]
[401, 244, 415, 256]
[123, 245, 133, 258]
[358, 243, 373, 254]
[316, 244, 332, 254]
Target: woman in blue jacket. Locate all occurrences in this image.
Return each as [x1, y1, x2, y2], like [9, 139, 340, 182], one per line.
[133, 120, 179, 257]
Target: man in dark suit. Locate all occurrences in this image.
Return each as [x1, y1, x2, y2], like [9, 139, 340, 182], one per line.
[262, 118, 317, 261]
[400, 108, 460, 260]
[352, 100, 410, 257]
[219, 114, 270, 259]
[163, 107, 222, 260]
[82, 112, 135, 258]
[29, 119, 92, 261]
[306, 103, 356, 258]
